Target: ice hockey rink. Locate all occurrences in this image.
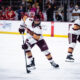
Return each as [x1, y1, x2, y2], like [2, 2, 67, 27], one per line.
[0, 34, 80, 80]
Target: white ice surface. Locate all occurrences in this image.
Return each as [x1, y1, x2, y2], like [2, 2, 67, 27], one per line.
[0, 34, 80, 80]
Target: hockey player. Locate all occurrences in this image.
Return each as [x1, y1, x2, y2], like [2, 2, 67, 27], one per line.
[66, 18, 80, 62]
[19, 14, 59, 69]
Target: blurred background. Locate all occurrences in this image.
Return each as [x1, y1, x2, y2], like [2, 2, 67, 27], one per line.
[0, 0, 80, 22]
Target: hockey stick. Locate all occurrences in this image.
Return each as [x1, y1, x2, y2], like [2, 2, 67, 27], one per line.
[21, 33, 31, 73]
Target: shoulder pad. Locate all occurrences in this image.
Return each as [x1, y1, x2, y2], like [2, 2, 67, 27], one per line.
[74, 19, 80, 26]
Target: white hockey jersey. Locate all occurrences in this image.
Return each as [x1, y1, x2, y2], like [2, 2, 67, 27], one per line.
[20, 18, 46, 44]
[69, 19, 80, 35]
[72, 9, 80, 20]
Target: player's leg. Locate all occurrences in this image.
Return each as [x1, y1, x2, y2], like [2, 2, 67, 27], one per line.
[37, 39, 59, 68]
[77, 35, 80, 43]
[26, 51, 35, 68]
[66, 33, 77, 62]
[22, 42, 35, 69]
[43, 50, 59, 68]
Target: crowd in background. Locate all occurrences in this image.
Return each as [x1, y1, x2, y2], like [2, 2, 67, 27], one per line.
[0, 0, 44, 21]
[0, 0, 80, 22]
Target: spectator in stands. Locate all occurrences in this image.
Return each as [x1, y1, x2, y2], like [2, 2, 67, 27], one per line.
[51, 0, 55, 3]
[36, 5, 41, 14]
[45, 0, 51, 10]
[0, 11, 3, 20]
[26, 0, 33, 5]
[27, 4, 32, 12]
[1, 6, 5, 12]
[69, 3, 74, 13]
[46, 4, 53, 21]
[51, 0, 55, 10]
[38, 0, 43, 11]
[3, 8, 8, 20]
[55, 12, 62, 22]
[50, 0, 57, 11]
[0, 6, 7, 20]
[73, 5, 80, 13]
[29, 4, 36, 18]
[30, 4, 36, 12]
[68, 3, 74, 21]
[46, 0, 51, 4]
[6, 6, 16, 20]
[58, 5, 64, 13]
[34, 0, 39, 8]
[22, 0, 26, 6]
[17, 6, 24, 20]
[21, 0, 26, 12]
[72, 5, 80, 20]
[8, 6, 12, 10]
[15, 11, 18, 20]
[39, 11, 44, 21]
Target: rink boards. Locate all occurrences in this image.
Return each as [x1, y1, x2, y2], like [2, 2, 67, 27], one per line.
[0, 20, 72, 38]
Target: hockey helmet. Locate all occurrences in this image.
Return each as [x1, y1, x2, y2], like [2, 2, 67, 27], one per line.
[34, 14, 41, 21]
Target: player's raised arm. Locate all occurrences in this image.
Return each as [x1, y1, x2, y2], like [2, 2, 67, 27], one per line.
[19, 15, 28, 34]
[19, 20, 25, 34]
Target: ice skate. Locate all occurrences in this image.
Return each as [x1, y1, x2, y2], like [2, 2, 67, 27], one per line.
[65, 55, 74, 62]
[50, 61, 59, 68]
[27, 58, 36, 70]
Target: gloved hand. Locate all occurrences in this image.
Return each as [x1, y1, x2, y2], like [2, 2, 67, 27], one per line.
[19, 28, 25, 34]
[22, 43, 28, 49]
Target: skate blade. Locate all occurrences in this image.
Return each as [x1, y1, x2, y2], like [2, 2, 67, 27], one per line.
[52, 66, 60, 69]
[65, 59, 74, 62]
[27, 66, 36, 70]
[53, 66, 59, 68]
[52, 64, 59, 69]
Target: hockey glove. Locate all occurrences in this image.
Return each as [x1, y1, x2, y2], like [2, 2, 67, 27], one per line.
[19, 28, 25, 34]
[22, 43, 28, 49]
